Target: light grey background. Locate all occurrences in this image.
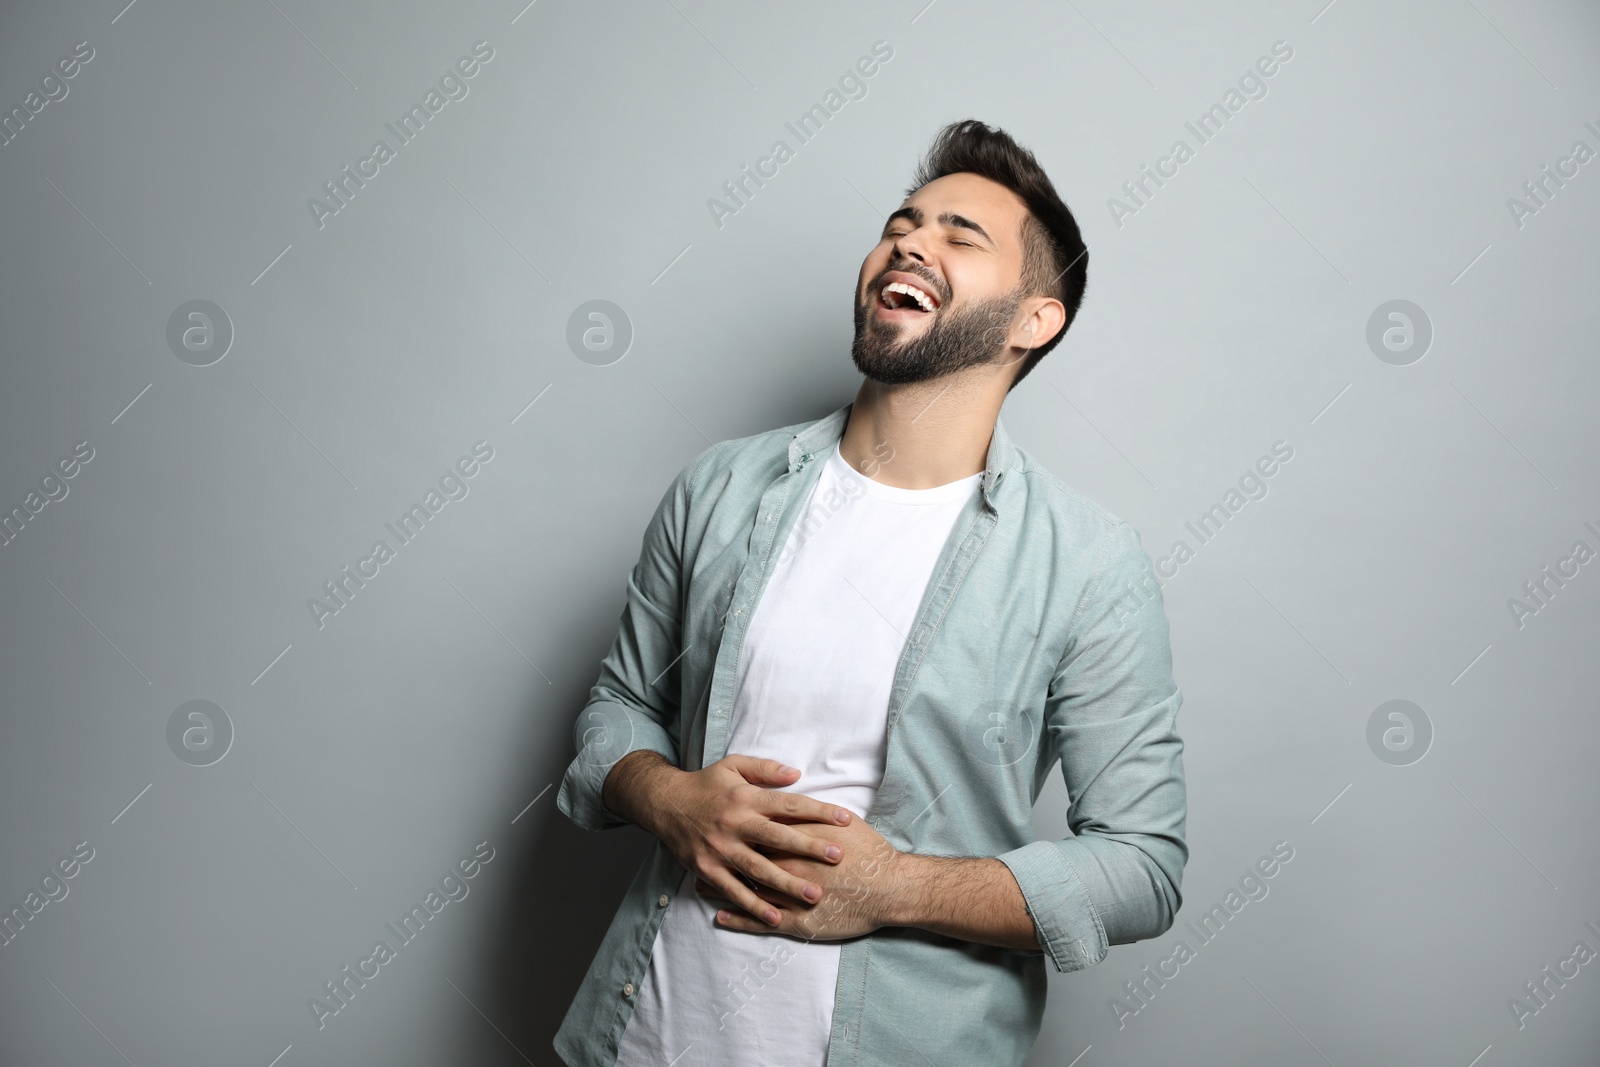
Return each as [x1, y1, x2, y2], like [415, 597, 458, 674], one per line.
[2, 1, 1596, 1064]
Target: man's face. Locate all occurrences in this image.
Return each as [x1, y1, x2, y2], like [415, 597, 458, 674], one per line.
[852, 172, 1034, 387]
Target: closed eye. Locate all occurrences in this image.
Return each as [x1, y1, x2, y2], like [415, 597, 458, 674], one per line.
[883, 230, 974, 248]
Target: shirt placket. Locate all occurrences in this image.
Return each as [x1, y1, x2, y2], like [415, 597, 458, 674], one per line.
[701, 447, 819, 766]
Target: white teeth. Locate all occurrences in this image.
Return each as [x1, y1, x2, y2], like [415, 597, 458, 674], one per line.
[882, 281, 936, 312]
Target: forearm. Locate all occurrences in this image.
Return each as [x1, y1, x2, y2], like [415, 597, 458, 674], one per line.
[884, 854, 1040, 953]
[600, 750, 682, 836]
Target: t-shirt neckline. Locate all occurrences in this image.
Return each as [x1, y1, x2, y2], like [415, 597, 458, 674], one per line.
[825, 440, 983, 505]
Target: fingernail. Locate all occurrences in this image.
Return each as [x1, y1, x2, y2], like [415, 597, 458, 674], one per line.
[804, 884, 821, 901]
[765, 909, 779, 924]
[834, 809, 850, 823]
[825, 845, 841, 861]
[779, 764, 799, 774]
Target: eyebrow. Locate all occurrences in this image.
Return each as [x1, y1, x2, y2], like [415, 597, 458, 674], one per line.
[883, 205, 995, 247]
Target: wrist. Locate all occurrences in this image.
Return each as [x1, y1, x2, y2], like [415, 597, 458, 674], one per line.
[878, 850, 931, 928]
[602, 750, 681, 833]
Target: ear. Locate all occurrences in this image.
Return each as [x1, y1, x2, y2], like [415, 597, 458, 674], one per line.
[1018, 296, 1066, 350]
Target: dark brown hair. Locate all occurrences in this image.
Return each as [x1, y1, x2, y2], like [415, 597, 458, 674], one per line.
[906, 119, 1088, 390]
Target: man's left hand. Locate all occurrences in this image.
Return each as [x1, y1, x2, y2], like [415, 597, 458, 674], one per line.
[696, 814, 907, 941]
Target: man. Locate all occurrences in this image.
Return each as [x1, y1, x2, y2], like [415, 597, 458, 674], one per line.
[554, 119, 1187, 1067]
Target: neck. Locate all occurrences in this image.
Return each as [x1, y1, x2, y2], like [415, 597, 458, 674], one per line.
[839, 374, 1003, 489]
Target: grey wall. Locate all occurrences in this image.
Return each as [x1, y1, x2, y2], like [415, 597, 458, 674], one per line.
[1, 1, 1596, 1064]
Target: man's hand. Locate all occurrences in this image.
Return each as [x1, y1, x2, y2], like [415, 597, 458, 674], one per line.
[601, 751, 854, 928]
[695, 818, 905, 941]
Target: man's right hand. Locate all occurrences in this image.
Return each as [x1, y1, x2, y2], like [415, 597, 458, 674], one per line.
[601, 750, 853, 928]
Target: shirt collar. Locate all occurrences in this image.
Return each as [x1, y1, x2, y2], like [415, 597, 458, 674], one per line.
[787, 400, 1014, 509]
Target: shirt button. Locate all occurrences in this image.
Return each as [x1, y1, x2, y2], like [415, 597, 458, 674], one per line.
[658, 893, 670, 907]
[623, 982, 635, 997]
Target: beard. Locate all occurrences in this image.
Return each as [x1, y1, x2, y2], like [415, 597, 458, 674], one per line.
[851, 277, 1024, 386]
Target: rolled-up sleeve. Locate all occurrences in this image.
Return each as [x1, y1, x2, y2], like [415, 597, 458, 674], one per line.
[996, 520, 1188, 973]
[556, 449, 710, 832]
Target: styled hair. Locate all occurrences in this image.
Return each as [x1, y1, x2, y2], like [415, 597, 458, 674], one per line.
[906, 119, 1088, 390]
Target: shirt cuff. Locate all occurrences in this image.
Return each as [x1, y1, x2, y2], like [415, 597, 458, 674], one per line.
[996, 839, 1109, 973]
[555, 699, 680, 832]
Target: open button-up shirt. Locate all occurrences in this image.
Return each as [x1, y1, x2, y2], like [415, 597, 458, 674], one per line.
[554, 400, 1187, 1067]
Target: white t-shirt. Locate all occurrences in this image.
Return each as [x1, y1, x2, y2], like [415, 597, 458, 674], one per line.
[614, 439, 982, 1067]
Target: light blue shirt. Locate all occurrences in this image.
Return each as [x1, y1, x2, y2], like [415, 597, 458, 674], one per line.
[555, 400, 1188, 1067]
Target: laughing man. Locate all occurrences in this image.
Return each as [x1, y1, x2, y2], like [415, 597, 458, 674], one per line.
[555, 119, 1188, 1067]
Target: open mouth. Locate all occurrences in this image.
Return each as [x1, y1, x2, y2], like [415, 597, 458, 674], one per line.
[876, 279, 939, 320]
